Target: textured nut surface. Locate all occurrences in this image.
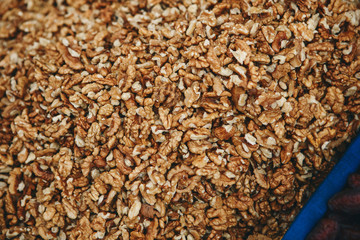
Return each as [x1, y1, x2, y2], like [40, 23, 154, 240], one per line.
[0, 0, 359, 239]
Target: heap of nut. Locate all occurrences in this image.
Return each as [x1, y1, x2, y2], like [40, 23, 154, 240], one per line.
[0, 0, 359, 239]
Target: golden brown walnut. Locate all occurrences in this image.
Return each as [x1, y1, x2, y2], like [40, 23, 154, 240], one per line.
[31, 163, 54, 181]
[227, 157, 249, 174]
[140, 203, 159, 218]
[57, 43, 84, 70]
[272, 31, 287, 53]
[280, 140, 294, 164]
[325, 86, 344, 114]
[207, 47, 222, 73]
[258, 110, 282, 125]
[270, 164, 295, 195]
[213, 125, 235, 140]
[272, 63, 291, 80]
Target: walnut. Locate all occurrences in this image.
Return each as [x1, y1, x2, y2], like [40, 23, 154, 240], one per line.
[32, 163, 54, 181]
[226, 194, 253, 211]
[184, 82, 201, 108]
[261, 26, 276, 44]
[152, 81, 179, 108]
[213, 125, 235, 140]
[183, 128, 211, 142]
[251, 53, 271, 64]
[207, 47, 222, 73]
[272, 63, 291, 80]
[187, 140, 212, 154]
[258, 110, 282, 125]
[231, 86, 247, 110]
[56, 148, 73, 178]
[106, 112, 121, 137]
[190, 153, 209, 168]
[271, 32, 287, 54]
[98, 104, 114, 116]
[231, 39, 251, 65]
[199, 10, 217, 27]
[227, 157, 250, 174]
[43, 206, 56, 221]
[289, 23, 314, 41]
[307, 42, 334, 52]
[62, 198, 78, 220]
[13, 110, 38, 141]
[325, 86, 344, 114]
[56, 43, 83, 70]
[140, 203, 159, 219]
[201, 93, 232, 112]
[254, 168, 270, 189]
[270, 164, 295, 195]
[7, 168, 21, 195]
[159, 131, 183, 156]
[206, 207, 237, 231]
[0, 21, 16, 38]
[280, 140, 294, 164]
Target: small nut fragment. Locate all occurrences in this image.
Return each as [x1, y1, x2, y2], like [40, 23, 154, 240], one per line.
[63, 199, 78, 220]
[272, 63, 291, 79]
[43, 207, 56, 221]
[325, 87, 344, 114]
[32, 163, 54, 181]
[272, 31, 287, 52]
[140, 204, 159, 218]
[258, 110, 282, 125]
[129, 200, 142, 220]
[57, 43, 83, 70]
[244, 133, 257, 145]
[262, 26, 276, 43]
[184, 82, 201, 108]
[98, 104, 114, 116]
[214, 125, 235, 140]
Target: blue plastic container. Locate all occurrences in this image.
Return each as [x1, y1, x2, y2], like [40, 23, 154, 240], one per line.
[283, 135, 360, 240]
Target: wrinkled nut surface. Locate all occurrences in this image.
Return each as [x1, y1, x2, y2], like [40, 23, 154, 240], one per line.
[0, 0, 360, 239]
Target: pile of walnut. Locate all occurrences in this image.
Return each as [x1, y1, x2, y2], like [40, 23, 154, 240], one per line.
[0, 0, 359, 239]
